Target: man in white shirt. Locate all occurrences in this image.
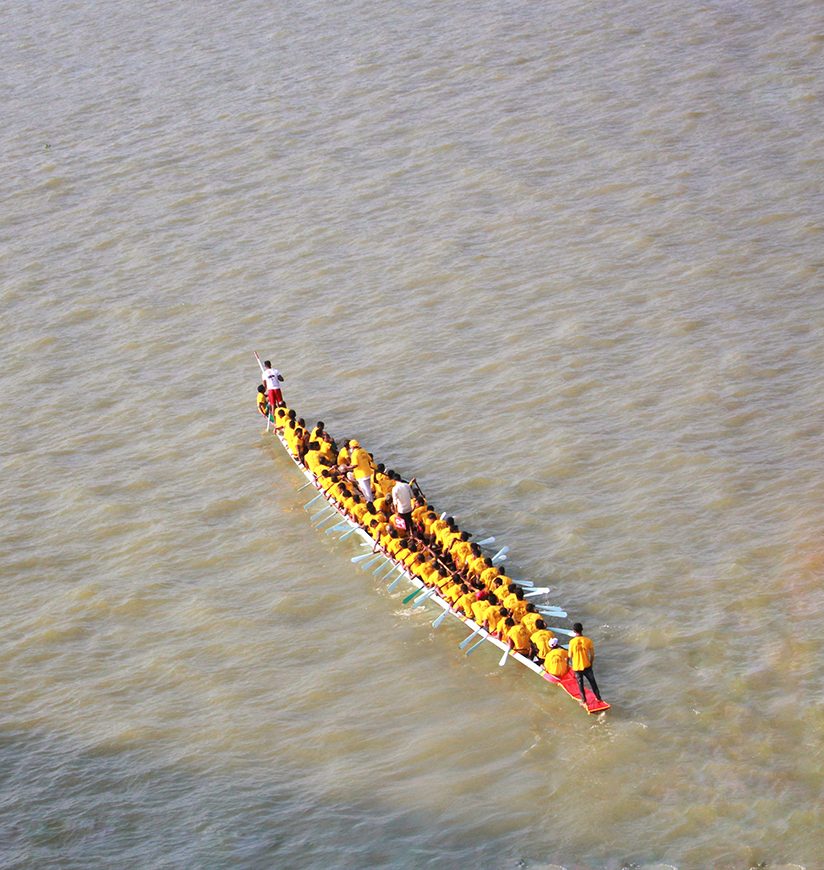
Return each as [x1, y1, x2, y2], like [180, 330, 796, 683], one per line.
[391, 477, 414, 537]
[262, 361, 285, 410]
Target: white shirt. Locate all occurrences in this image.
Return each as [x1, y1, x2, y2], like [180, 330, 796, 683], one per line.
[392, 481, 413, 513]
[263, 367, 283, 391]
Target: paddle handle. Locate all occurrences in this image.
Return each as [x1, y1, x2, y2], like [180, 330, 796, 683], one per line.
[254, 350, 265, 375]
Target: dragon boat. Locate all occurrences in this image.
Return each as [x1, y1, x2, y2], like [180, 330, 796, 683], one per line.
[256, 371, 609, 716]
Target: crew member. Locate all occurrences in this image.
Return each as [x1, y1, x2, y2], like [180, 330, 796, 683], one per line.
[544, 637, 569, 678]
[262, 361, 285, 409]
[568, 622, 603, 705]
[349, 440, 375, 503]
[391, 476, 415, 538]
[256, 385, 269, 418]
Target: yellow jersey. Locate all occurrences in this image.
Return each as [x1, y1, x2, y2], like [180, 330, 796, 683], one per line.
[444, 583, 462, 604]
[506, 623, 531, 653]
[545, 647, 569, 677]
[456, 592, 475, 616]
[351, 446, 373, 480]
[485, 606, 505, 634]
[510, 600, 528, 622]
[530, 629, 555, 660]
[471, 599, 490, 625]
[479, 566, 500, 589]
[568, 635, 595, 671]
[521, 612, 542, 635]
[467, 555, 487, 578]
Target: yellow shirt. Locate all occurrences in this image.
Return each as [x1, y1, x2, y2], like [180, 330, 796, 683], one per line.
[452, 541, 473, 568]
[510, 600, 528, 622]
[456, 592, 475, 616]
[421, 513, 439, 538]
[435, 571, 454, 591]
[568, 635, 595, 671]
[506, 623, 531, 653]
[305, 451, 325, 475]
[376, 475, 394, 498]
[479, 566, 501, 589]
[412, 503, 428, 522]
[395, 546, 412, 565]
[545, 647, 569, 678]
[530, 629, 555, 660]
[430, 518, 448, 539]
[444, 583, 462, 604]
[434, 527, 457, 549]
[402, 550, 419, 568]
[338, 447, 350, 466]
[351, 446, 374, 480]
[257, 392, 268, 413]
[386, 538, 404, 557]
[471, 599, 490, 625]
[484, 604, 501, 634]
[521, 612, 542, 635]
[467, 556, 487, 578]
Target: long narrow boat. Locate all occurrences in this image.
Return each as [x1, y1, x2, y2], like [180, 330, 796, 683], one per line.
[257, 382, 610, 715]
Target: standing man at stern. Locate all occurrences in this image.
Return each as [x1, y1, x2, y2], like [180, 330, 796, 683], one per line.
[262, 361, 285, 410]
[568, 622, 602, 707]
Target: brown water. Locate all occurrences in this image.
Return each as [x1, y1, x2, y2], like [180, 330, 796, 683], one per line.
[2, 1, 823, 867]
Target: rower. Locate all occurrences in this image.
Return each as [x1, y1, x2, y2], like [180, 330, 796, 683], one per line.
[503, 617, 531, 656]
[529, 619, 555, 663]
[310, 421, 326, 441]
[521, 603, 542, 635]
[455, 584, 476, 617]
[544, 638, 569, 678]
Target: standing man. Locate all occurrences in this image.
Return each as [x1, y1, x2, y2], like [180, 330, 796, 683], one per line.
[348, 440, 375, 503]
[262, 361, 285, 410]
[391, 476, 415, 538]
[568, 622, 602, 706]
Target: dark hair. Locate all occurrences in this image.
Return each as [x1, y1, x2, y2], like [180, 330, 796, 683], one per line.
[257, 384, 265, 393]
[264, 360, 271, 367]
[535, 619, 546, 630]
[504, 617, 514, 627]
[573, 622, 583, 634]
[366, 501, 375, 513]
[315, 421, 325, 431]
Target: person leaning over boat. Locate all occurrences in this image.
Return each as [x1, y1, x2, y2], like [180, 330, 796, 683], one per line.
[261, 361, 285, 410]
[256, 385, 269, 419]
[568, 623, 603, 704]
[544, 637, 569, 679]
[391, 477, 415, 538]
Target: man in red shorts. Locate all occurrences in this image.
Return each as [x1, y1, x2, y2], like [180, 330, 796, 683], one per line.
[262, 360, 285, 409]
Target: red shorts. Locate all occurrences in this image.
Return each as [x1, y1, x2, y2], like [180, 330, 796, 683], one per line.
[267, 388, 283, 408]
